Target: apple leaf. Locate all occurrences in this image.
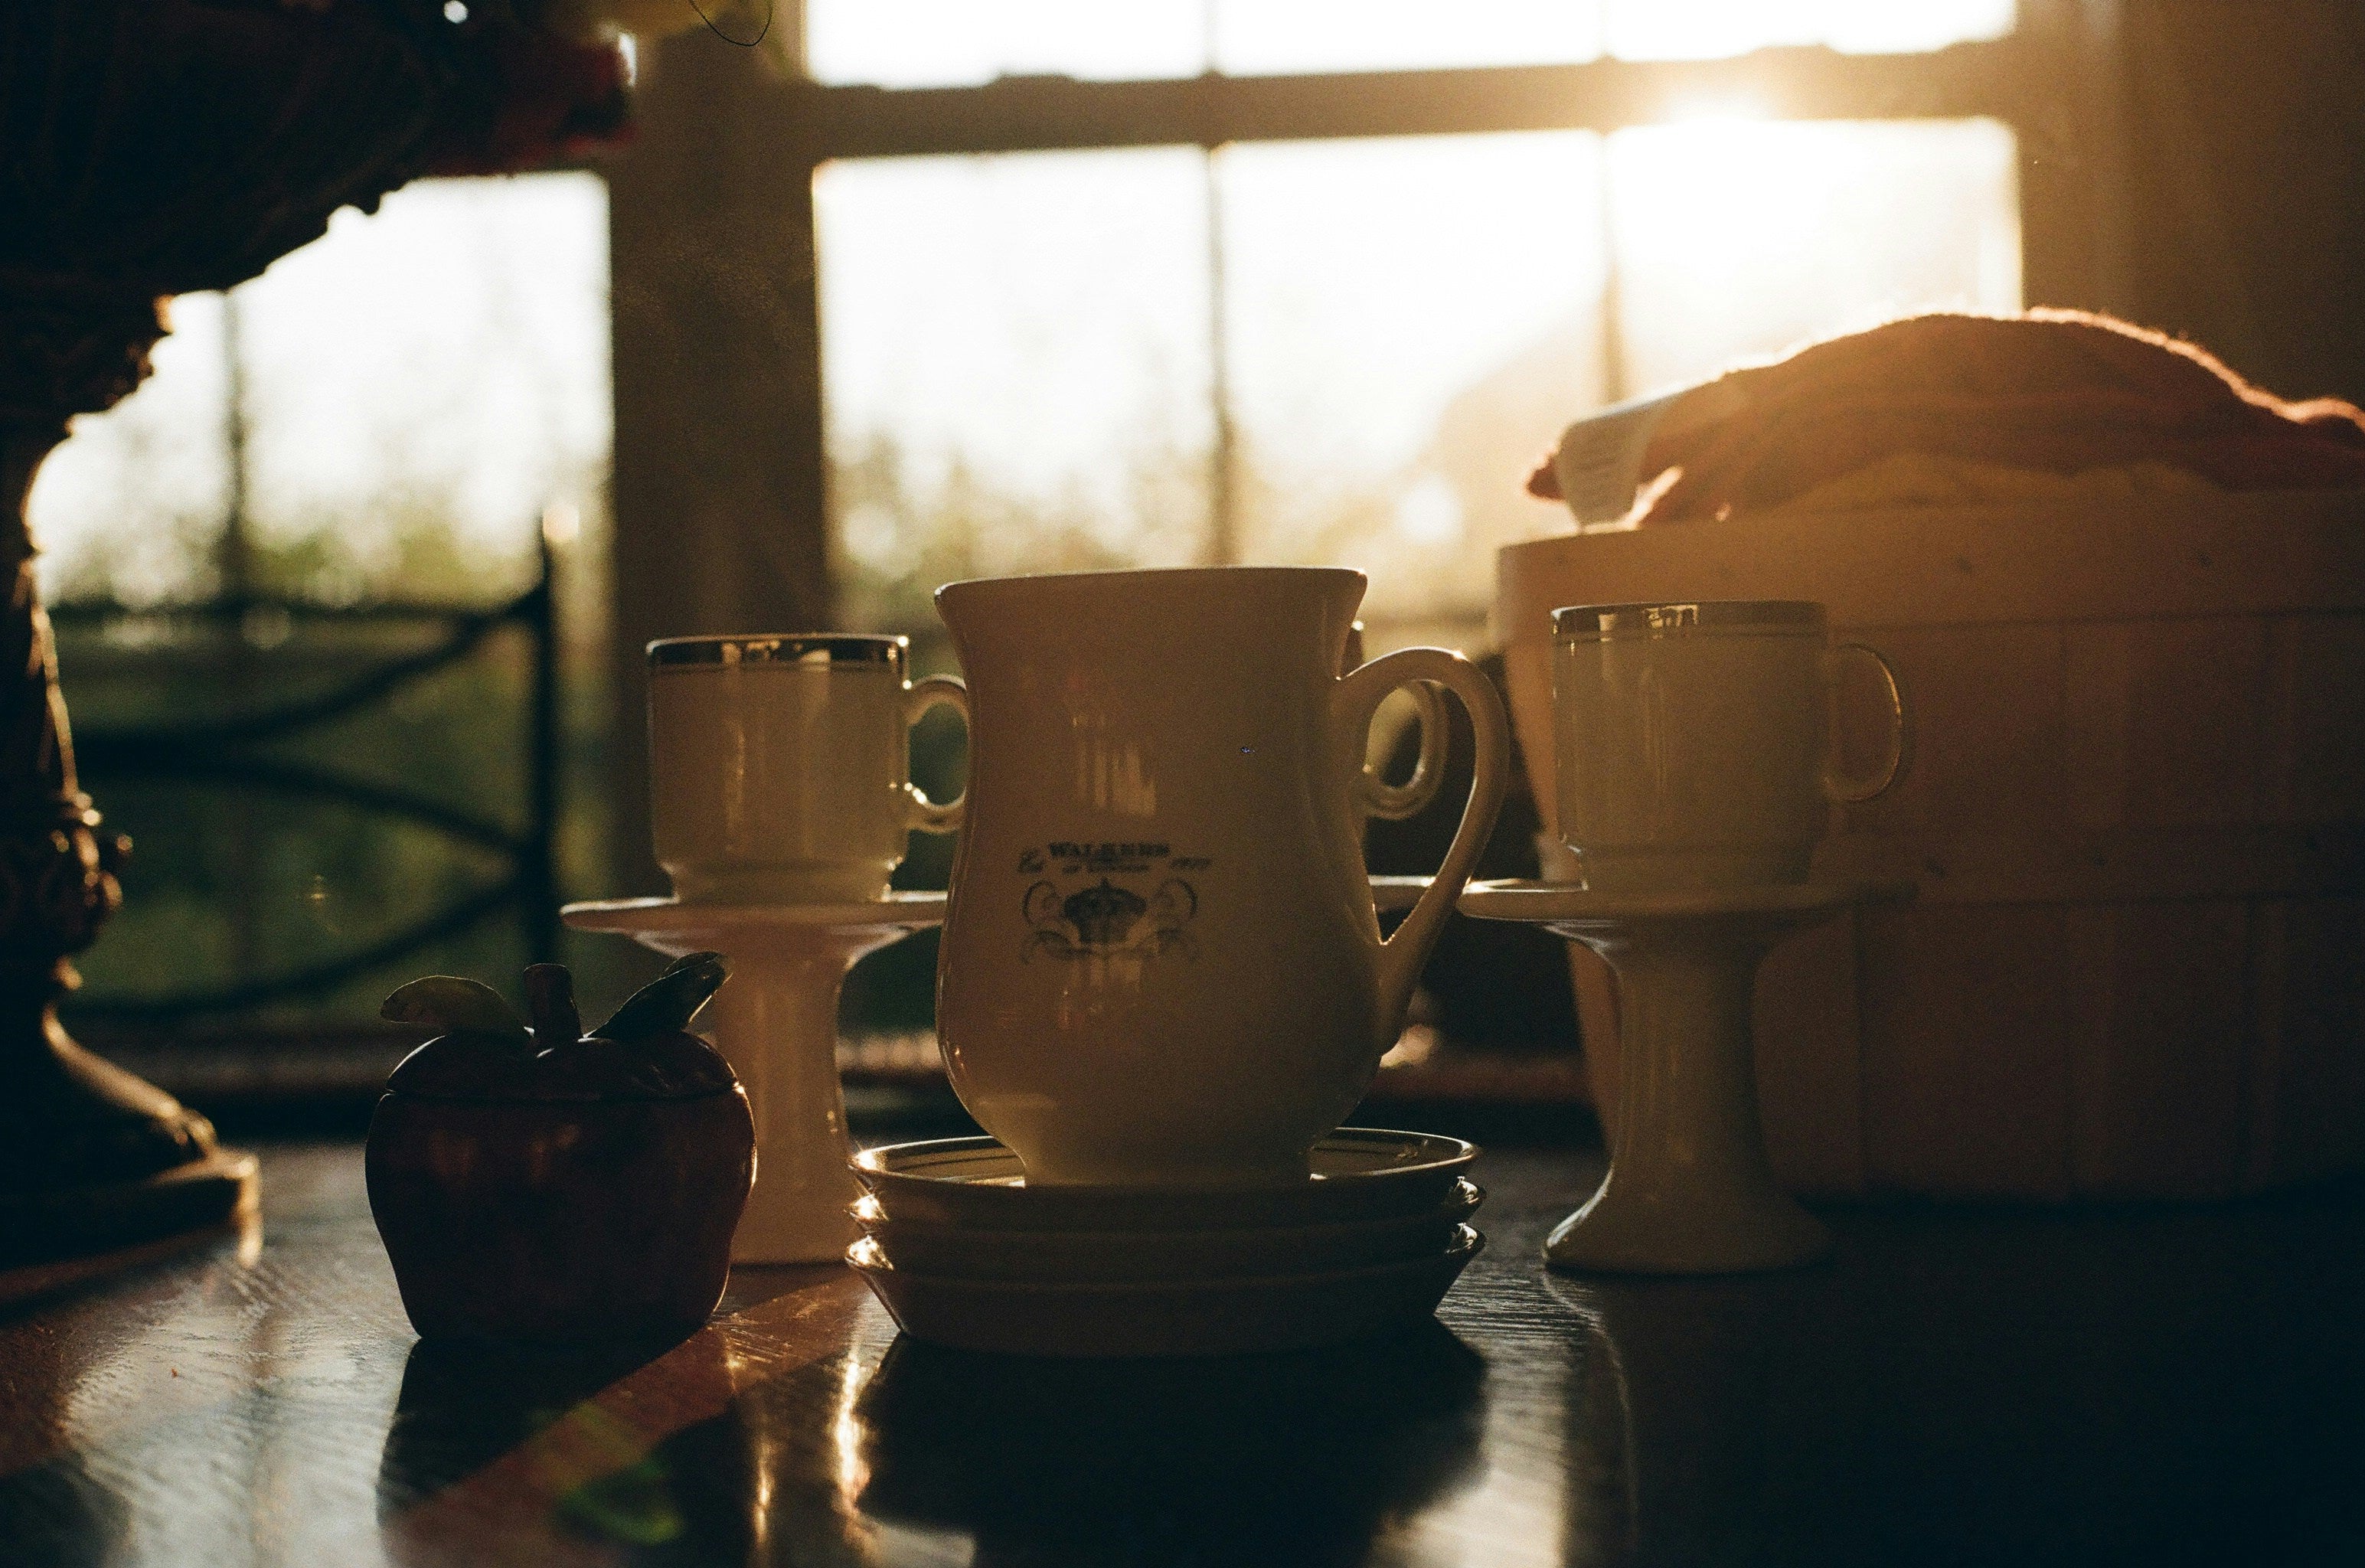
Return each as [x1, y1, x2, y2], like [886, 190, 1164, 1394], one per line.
[596, 951, 727, 1040]
[381, 976, 529, 1039]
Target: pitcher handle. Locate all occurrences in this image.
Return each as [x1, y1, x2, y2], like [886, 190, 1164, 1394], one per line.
[1334, 648, 1509, 1040]
[1361, 678, 1449, 822]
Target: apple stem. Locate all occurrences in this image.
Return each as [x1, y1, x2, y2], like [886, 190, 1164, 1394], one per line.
[524, 964, 582, 1049]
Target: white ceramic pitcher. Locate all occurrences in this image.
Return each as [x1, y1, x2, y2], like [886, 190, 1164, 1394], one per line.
[933, 567, 1508, 1187]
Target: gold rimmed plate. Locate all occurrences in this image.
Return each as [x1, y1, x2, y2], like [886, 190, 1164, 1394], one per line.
[853, 1129, 1478, 1233]
[850, 1225, 1484, 1357]
[853, 1177, 1483, 1283]
[1458, 877, 1915, 928]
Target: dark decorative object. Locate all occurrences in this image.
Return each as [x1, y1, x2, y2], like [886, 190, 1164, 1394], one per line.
[366, 955, 755, 1344]
[0, 0, 631, 1278]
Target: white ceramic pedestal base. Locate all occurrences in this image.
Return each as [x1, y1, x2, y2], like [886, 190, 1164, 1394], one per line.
[563, 893, 944, 1264]
[1459, 879, 1909, 1275]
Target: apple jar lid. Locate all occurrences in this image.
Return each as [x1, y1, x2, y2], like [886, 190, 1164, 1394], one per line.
[379, 957, 741, 1103]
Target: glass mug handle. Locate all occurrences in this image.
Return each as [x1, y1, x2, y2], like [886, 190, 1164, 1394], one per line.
[1360, 678, 1449, 821]
[1821, 642, 1909, 805]
[903, 673, 969, 833]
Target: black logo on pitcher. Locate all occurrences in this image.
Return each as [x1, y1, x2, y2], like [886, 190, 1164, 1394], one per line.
[1022, 877, 1198, 962]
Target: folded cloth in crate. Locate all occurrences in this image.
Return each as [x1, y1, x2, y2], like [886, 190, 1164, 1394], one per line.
[1527, 309, 2365, 526]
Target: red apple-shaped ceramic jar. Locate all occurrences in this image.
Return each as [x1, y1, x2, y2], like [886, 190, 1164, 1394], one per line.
[367, 954, 755, 1346]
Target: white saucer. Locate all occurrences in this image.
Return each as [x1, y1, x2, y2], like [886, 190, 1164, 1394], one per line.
[1458, 877, 1915, 927]
[1367, 874, 1432, 913]
[850, 1225, 1483, 1357]
[563, 890, 946, 937]
[567, 881, 1413, 933]
[853, 1177, 1483, 1283]
[854, 1129, 1478, 1233]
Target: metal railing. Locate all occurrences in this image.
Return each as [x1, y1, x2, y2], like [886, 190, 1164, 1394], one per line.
[51, 540, 559, 1023]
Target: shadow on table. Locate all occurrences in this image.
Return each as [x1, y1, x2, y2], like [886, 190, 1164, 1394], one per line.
[854, 1321, 1488, 1566]
[1549, 1193, 2365, 1567]
[0, 1455, 127, 1568]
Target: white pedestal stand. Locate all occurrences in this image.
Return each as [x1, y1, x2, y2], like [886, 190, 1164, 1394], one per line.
[562, 893, 945, 1264]
[1459, 879, 1909, 1275]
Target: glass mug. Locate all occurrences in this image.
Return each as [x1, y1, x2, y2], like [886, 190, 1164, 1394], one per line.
[647, 634, 968, 904]
[1551, 600, 1906, 892]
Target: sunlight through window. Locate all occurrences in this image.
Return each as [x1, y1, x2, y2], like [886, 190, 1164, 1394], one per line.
[806, 0, 1204, 88]
[30, 174, 611, 610]
[816, 149, 1215, 629]
[1218, 133, 1608, 619]
[806, 0, 2017, 84]
[818, 117, 2020, 631]
[1606, 0, 2014, 60]
[1608, 117, 2021, 394]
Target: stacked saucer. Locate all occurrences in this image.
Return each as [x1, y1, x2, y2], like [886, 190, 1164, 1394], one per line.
[848, 1129, 1484, 1357]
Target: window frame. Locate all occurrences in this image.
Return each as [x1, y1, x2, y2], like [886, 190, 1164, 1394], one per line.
[769, 0, 2116, 305]
[801, 42, 2026, 160]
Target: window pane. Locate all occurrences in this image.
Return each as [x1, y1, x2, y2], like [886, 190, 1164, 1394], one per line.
[819, 122, 2021, 631]
[1218, 133, 1606, 622]
[32, 173, 616, 1031]
[28, 173, 612, 610]
[808, 0, 2016, 85]
[29, 297, 234, 607]
[232, 175, 612, 605]
[1609, 117, 2022, 397]
[1608, 0, 2014, 59]
[67, 632, 536, 1021]
[817, 148, 1215, 630]
[1214, 1, 1603, 77]
[806, 0, 1204, 87]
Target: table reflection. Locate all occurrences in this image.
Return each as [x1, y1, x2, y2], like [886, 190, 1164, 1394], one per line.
[1548, 1191, 2365, 1566]
[844, 1323, 1487, 1566]
[374, 1303, 1487, 1566]
[1553, 1270, 1823, 1565]
[21, 1146, 2349, 1567]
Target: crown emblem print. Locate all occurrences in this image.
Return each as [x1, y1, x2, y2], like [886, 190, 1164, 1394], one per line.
[1023, 877, 1198, 962]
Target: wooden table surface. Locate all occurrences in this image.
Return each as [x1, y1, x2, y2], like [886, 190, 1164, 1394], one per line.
[4, 1138, 2363, 1566]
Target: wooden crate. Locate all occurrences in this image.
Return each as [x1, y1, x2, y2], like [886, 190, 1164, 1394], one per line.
[1497, 492, 2365, 1200]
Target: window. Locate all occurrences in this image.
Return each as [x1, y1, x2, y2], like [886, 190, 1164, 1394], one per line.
[804, 2, 2025, 647]
[28, 173, 615, 1029]
[33, 174, 611, 612]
